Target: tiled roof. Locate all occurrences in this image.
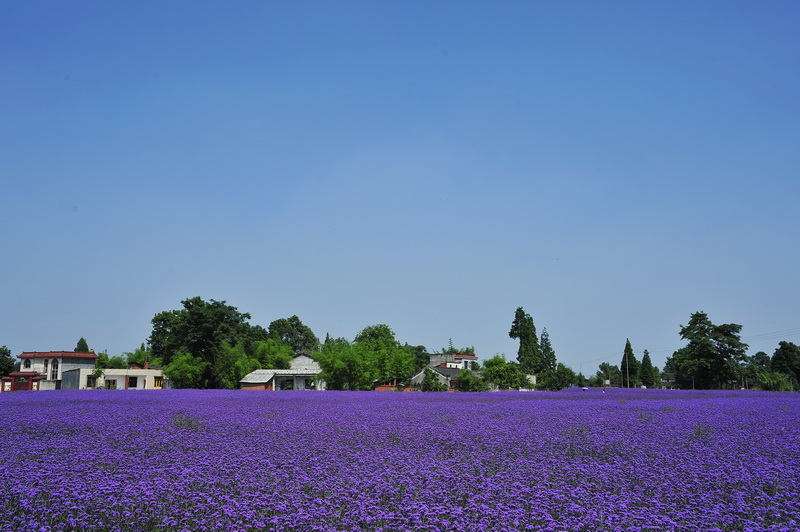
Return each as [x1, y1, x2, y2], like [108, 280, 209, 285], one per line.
[19, 351, 99, 360]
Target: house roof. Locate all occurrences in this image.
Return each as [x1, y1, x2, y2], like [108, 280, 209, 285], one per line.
[453, 353, 479, 359]
[240, 368, 320, 384]
[19, 351, 99, 360]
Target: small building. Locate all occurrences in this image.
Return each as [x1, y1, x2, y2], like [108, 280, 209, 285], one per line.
[61, 363, 170, 390]
[2, 351, 99, 391]
[428, 352, 479, 370]
[240, 354, 325, 391]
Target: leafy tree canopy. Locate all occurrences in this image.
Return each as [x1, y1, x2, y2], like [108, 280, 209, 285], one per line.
[267, 315, 319, 354]
[670, 311, 748, 389]
[771, 341, 800, 390]
[75, 337, 89, 352]
[149, 297, 268, 388]
[539, 363, 579, 391]
[482, 355, 532, 390]
[0, 345, 14, 378]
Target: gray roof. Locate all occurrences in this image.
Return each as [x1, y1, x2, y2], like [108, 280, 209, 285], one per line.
[240, 368, 321, 384]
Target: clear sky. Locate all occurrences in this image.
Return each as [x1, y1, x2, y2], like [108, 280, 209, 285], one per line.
[2, 1, 799, 373]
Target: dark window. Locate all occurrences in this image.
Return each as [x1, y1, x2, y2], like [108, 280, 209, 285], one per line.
[23, 359, 31, 369]
[128, 376, 138, 389]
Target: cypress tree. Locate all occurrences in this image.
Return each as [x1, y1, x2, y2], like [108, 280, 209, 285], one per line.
[539, 328, 557, 372]
[640, 349, 655, 388]
[509, 307, 542, 374]
[620, 339, 639, 388]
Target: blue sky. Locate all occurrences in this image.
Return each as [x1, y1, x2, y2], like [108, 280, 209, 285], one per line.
[2, 1, 799, 373]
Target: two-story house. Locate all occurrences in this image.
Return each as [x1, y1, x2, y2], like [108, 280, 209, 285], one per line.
[2, 351, 99, 392]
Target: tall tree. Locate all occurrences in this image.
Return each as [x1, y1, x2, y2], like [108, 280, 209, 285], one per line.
[620, 339, 639, 387]
[509, 307, 542, 374]
[149, 297, 268, 388]
[670, 311, 748, 389]
[539, 328, 557, 373]
[75, 337, 89, 352]
[0, 346, 14, 378]
[639, 349, 655, 388]
[267, 315, 319, 354]
[771, 341, 800, 390]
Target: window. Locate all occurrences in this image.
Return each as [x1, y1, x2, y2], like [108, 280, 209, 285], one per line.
[50, 359, 59, 380]
[44, 359, 49, 375]
[154, 376, 163, 389]
[105, 379, 117, 390]
[86, 376, 97, 389]
[127, 376, 138, 389]
[23, 359, 31, 369]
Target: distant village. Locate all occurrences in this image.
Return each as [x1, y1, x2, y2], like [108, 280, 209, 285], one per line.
[1, 348, 675, 393]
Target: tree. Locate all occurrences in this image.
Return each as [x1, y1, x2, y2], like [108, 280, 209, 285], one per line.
[482, 355, 532, 390]
[353, 324, 415, 385]
[267, 316, 319, 354]
[539, 328, 557, 373]
[317, 337, 373, 391]
[771, 341, 800, 390]
[620, 339, 639, 388]
[509, 307, 542, 374]
[149, 297, 269, 388]
[0, 346, 14, 378]
[420, 368, 447, 392]
[124, 343, 161, 367]
[539, 363, 578, 391]
[75, 337, 89, 352]
[670, 311, 748, 389]
[453, 369, 488, 392]
[639, 349, 655, 388]
[405, 344, 431, 374]
[593, 362, 621, 387]
[251, 339, 293, 369]
[213, 341, 260, 390]
[163, 351, 209, 389]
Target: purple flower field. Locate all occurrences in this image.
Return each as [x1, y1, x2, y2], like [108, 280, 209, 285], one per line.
[1, 389, 798, 531]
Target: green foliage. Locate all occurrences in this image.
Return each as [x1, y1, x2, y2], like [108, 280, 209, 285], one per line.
[442, 339, 474, 355]
[420, 367, 447, 392]
[213, 341, 261, 390]
[0, 345, 14, 378]
[75, 337, 89, 352]
[539, 363, 578, 391]
[771, 341, 800, 390]
[163, 351, 209, 389]
[267, 315, 319, 354]
[509, 307, 542, 374]
[671, 311, 748, 389]
[481, 355, 532, 390]
[620, 339, 639, 387]
[591, 362, 621, 387]
[149, 297, 269, 388]
[405, 344, 431, 374]
[453, 369, 488, 392]
[95, 352, 127, 369]
[539, 328, 557, 373]
[251, 339, 293, 369]
[317, 338, 373, 390]
[639, 349, 655, 388]
[756, 370, 794, 392]
[123, 344, 161, 367]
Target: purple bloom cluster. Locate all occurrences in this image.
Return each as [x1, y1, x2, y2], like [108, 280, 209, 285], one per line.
[1, 389, 798, 531]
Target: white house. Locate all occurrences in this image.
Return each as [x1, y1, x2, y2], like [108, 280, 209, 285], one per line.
[240, 354, 325, 391]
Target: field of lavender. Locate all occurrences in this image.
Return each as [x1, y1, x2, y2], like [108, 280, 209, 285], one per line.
[1, 388, 798, 531]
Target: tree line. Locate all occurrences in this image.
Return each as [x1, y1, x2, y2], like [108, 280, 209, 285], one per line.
[2, 301, 798, 392]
